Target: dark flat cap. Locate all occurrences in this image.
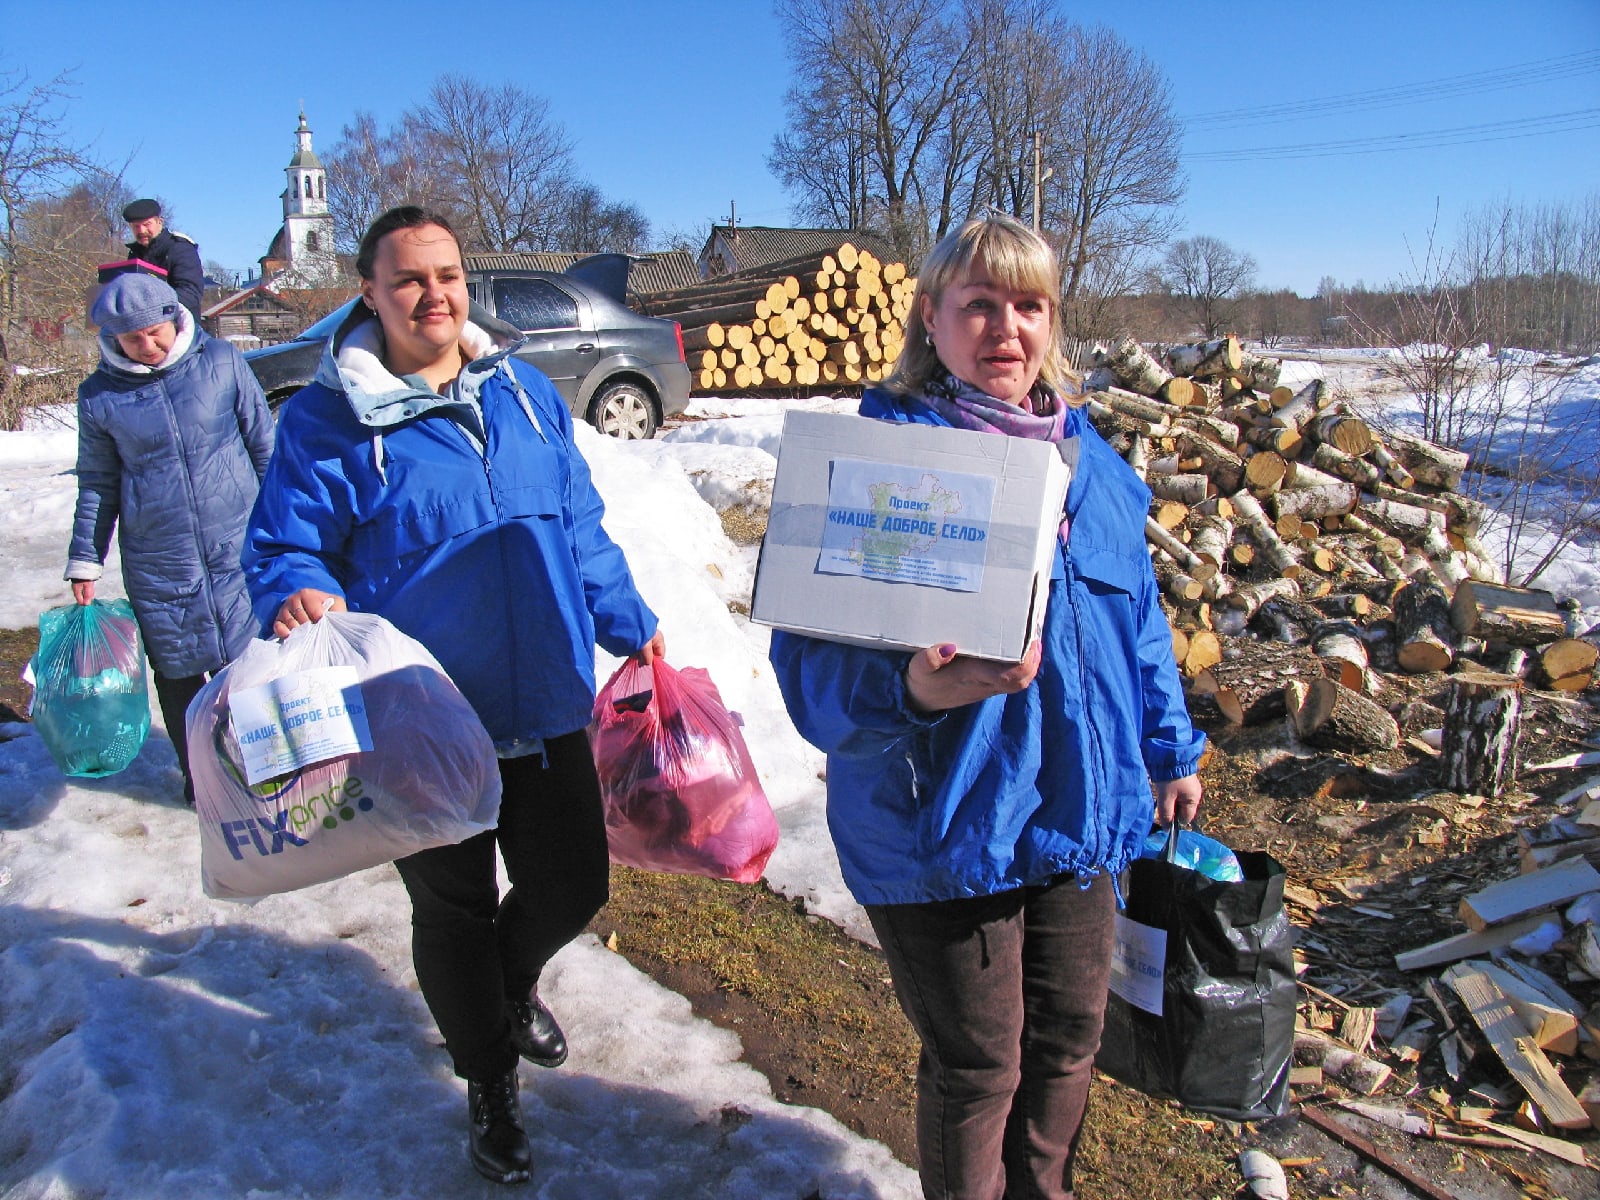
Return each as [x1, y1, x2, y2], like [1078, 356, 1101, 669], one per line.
[122, 198, 161, 221]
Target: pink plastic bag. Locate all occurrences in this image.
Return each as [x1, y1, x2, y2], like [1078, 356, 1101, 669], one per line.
[590, 658, 778, 883]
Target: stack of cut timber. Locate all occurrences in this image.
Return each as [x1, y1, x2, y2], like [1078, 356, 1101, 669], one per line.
[634, 243, 916, 395]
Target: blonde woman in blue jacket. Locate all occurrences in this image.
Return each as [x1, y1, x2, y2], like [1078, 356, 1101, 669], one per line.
[243, 207, 661, 1186]
[770, 215, 1204, 1200]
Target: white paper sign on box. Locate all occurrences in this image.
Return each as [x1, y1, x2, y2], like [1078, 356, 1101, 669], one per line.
[751, 411, 1074, 662]
[228, 665, 374, 785]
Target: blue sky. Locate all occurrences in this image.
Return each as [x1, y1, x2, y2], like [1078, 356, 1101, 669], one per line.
[4, 0, 1597, 295]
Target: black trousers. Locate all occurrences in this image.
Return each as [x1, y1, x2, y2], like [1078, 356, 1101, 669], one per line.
[394, 731, 611, 1082]
[867, 872, 1116, 1200]
[152, 670, 207, 805]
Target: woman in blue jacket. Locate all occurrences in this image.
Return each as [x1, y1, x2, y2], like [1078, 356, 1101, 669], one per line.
[770, 215, 1205, 1200]
[242, 207, 661, 1186]
[67, 273, 274, 805]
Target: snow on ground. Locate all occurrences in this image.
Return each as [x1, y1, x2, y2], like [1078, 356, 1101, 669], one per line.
[3, 351, 1596, 1197]
[0, 396, 914, 1200]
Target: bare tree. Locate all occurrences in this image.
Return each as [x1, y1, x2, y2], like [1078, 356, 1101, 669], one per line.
[962, 0, 1066, 223]
[769, 0, 971, 260]
[0, 65, 123, 426]
[548, 183, 650, 254]
[204, 259, 241, 292]
[327, 80, 644, 258]
[1058, 238, 1151, 351]
[652, 219, 712, 257]
[324, 112, 452, 255]
[1468, 357, 1600, 587]
[1455, 194, 1600, 355]
[768, 77, 875, 232]
[769, 1, 1183, 297]
[1159, 235, 1257, 337]
[1048, 24, 1184, 305]
[410, 75, 575, 253]
[1355, 206, 1600, 588]
[1240, 288, 1318, 348]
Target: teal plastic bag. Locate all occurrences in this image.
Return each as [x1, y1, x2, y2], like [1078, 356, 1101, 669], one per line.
[1141, 825, 1245, 883]
[30, 600, 150, 777]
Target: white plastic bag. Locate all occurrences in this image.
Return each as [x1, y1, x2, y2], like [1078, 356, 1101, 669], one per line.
[190, 611, 501, 900]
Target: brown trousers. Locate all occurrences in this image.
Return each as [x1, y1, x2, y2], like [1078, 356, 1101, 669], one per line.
[867, 872, 1116, 1200]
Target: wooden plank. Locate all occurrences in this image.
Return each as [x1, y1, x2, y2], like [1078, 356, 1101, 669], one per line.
[1395, 911, 1555, 971]
[1339, 1007, 1379, 1054]
[1298, 1107, 1463, 1200]
[1465, 960, 1580, 1055]
[1521, 839, 1600, 873]
[1458, 856, 1600, 932]
[1553, 773, 1600, 807]
[1442, 965, 1592, 1130]
[1458, 1118, 1595, 1164]
[1580, 1076, 1600, 1130]
[1288, 1065, 1323, 1087]
[1528, 750, 1600, 772]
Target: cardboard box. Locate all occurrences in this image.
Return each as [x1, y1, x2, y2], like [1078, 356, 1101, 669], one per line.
[751, 410, 1073, 661]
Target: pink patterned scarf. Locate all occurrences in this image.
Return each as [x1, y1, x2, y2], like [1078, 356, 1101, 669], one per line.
[917, 371, 1075, 542]
[919, 371, 1068, 441]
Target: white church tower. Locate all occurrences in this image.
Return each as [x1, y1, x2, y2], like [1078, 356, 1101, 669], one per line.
[261, 111, 337, 286]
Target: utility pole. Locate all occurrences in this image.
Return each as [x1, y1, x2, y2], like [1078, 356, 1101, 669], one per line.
[1031, 132, 1053, 232]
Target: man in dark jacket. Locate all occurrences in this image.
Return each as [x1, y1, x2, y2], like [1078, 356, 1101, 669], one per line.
[123, 198, 205, 318]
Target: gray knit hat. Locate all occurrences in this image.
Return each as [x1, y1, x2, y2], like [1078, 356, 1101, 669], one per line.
[92, 273, 180, 335]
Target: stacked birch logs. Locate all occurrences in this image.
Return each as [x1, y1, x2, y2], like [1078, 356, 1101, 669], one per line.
[1087, 334, 1598, 762]
[634, 243, 916, 394]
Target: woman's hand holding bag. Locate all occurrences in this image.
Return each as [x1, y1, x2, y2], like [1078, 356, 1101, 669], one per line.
[1095, 822, 1296, 1122]
[190, 611, 501, 900]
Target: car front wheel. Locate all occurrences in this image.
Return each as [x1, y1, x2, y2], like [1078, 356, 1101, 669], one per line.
[589, 380, 659, 440]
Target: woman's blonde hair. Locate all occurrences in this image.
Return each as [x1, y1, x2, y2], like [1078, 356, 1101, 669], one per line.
[882, 213, 1080, 402]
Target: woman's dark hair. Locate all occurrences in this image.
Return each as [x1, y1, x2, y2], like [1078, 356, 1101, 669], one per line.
[354, 206, 462, 279]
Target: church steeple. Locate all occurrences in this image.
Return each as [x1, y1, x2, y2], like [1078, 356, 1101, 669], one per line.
[283, 110, 327, 219]
[264, 109, 336, 286]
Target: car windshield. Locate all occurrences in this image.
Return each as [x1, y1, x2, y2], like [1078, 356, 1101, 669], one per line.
[297, 300, 358, 341]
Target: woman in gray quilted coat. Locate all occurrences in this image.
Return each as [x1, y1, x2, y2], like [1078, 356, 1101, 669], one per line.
[66, 272, 274, 804]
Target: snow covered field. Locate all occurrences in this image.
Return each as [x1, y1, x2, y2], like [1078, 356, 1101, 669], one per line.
[1, 351, 1595, 1197]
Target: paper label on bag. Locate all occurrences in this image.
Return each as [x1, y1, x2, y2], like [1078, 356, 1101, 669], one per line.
[816, 458, 996, 591]
[229, 666, 372, 785]
[1109, 913, 1166, 1015]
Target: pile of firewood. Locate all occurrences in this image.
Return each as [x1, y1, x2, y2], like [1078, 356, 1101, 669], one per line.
[635, 243, 915, 394]
[1285, 788, 1600, 1170]
[1092, 332, 1600, 1160]
[1080, 333, 1598, 782]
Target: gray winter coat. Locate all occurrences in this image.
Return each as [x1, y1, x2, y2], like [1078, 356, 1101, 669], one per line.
[67, 311, 275, 676]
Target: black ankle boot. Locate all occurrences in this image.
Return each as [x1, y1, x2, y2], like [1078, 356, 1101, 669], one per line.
[508, 994, 568, 1068]
[467, 1070, 531, 1184]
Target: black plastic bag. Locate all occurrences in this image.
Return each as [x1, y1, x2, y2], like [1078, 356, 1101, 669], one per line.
[1095, 824, 1296, 1122]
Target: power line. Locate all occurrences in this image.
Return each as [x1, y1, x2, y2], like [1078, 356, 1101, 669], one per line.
[1185, 106, 1600, 163]
[1183, 48, 1600, 129]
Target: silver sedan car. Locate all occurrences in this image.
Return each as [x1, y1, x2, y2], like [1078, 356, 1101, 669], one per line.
[245, 260, 690, 440]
